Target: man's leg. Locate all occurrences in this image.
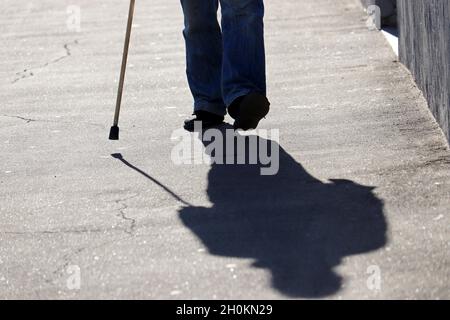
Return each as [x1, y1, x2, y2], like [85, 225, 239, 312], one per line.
[220, 0, 269, 130]
[180, 0, 226, 117]
[220, 0, 267, 107]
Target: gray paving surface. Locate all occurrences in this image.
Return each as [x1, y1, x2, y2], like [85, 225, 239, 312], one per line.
[0, 0, 449, 299]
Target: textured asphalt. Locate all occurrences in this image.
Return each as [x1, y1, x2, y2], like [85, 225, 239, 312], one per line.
[0, 0, 449, 299]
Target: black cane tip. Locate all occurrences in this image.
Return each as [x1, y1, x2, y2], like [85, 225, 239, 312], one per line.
[109, 126, 120, 140]
[111, 153, 123, 159]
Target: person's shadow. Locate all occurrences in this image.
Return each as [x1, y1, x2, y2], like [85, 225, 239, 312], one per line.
[178, 124, 388, 298]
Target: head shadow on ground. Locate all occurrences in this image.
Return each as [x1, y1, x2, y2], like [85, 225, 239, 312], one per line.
[113, 124, 388, 298]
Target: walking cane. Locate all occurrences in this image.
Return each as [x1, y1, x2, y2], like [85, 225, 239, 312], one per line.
[109, 0, 136, 140]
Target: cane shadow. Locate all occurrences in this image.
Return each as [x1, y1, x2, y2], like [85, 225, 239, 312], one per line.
[178, 124, 388, 298]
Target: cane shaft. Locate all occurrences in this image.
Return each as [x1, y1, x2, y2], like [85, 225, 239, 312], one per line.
[113, 0, 136, 126]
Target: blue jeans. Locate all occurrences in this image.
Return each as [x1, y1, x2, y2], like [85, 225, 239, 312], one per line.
[181, 0, 267, 116]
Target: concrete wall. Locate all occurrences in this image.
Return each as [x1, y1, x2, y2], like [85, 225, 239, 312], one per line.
[398, 0, 450, 142]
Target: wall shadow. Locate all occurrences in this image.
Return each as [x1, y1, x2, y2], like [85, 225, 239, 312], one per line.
[178, 124, 388, 298]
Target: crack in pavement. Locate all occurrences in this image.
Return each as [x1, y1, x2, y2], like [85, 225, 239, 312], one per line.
[114, 194, 140, 235]
[2, 115, 36, 124]
[12, 40, 79, 84]
[2, 114, 58, 125]
[1, 227, 126, 236]
[48, 234, 133, 286]
[419, 156, 450, 168]
[1, 114, 105, 129]
[42, 199, 141, 282]
[3, 195, 143, 237]
[9, 194, 142, 286]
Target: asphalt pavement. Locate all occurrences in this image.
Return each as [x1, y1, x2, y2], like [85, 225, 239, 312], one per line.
[0, 0, 449, 299]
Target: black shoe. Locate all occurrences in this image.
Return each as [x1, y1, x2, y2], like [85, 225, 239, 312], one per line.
[184, 110, 225, 132]
[229, 93, 270, 131]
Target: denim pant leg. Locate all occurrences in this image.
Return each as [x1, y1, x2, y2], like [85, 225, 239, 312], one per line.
[180, 0, 227, 116]
[220, 0, 267, 107]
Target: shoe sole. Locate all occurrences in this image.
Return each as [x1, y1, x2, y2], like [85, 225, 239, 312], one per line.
[234, 93, 270, 130]
[184, 120, 225, 132]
